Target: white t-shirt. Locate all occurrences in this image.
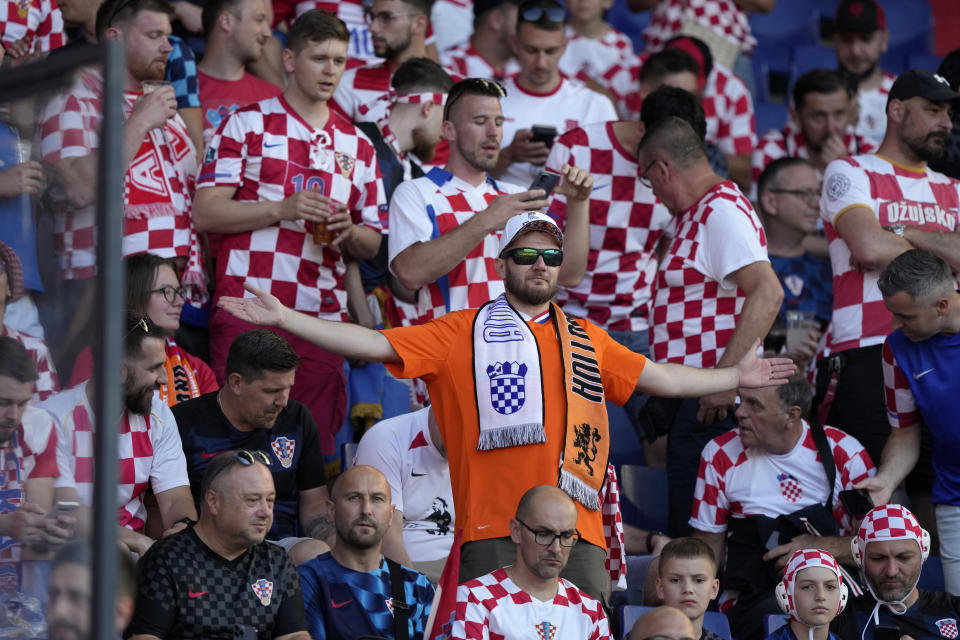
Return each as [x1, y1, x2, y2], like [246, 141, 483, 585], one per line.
[855, 71, 896, 148]
[499, 76, 617, 187]
[354, 407, 455, 562]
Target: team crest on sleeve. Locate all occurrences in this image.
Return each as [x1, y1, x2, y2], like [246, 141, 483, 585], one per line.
[270, 437, 295, 469]
[535, 621, 557, 640]
[937, 619, 958, 638]
[251, 579, 273, 605]
[778, 473, 802, 502]
[203, 145, 217, 165]
[334, 152, 356, 179]
[487, 361, 528, 415]
[826, 174, 850, 201]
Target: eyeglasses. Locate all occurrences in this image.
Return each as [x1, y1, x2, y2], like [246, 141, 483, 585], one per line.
[516, 518, 580, 547]
[501, 247, 563, 267]
[519, 5, 566, 23]
[639, 158, 664, 189]
[102, 0, 136, 29]
[444, 78, 507, 120]
[363, 10, 416, 25]
[769, 188, 821, 204]
[150, 285, 187, 303]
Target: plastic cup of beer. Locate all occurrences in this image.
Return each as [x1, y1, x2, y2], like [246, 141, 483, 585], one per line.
[141, 80, 171, 94]
[15, 139, 31, 163]
[312, 220, 332, 245]
[785, 310, 816, 353]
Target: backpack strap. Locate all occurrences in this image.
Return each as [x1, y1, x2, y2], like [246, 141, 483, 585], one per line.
[386, 558, 410, 640]
[809, 421, 837, 513]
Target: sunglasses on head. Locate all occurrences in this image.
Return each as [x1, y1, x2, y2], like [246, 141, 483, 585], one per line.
[519, 5, 565, 23]
[501, 247, 563, 266]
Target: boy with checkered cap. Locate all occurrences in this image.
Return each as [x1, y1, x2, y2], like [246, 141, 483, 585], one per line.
[832, 504, 960, 640]
[768, 549, 847, 640]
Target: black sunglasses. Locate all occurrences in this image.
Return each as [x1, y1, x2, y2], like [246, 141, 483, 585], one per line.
[519, 5, 566, 23]
[207, 449, 271, 486]
[501, 247, 563, 267]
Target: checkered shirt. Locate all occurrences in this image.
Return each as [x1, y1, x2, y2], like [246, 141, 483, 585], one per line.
[820, 154, 960, 353]
[198, 95, 385, 319]
[600, 462, 626, 590]
[855, 71, 896, 148]
[559, 25, 637, 86]
[545, 122, 672, 332]
[601, 60, 642, 121]
[1, 0, 63, 53]
[3, 325, 59, 402]
[439, 42, 520, 82]
[649, 181, 768, 367]
[642, 0, 756, 55]
[331, 62, 393, 124]
[129, 528, 306, 639]
[42, 383, 190, 531]
[0, 407, 58, 573]
[165, 35, 201, 110]
[751, 123, 876, 185]
[452, 568, 611, 640]
[881, 338, 920, 429]
[690, 420, 875, 536]
[703, 64, 756, 156]
[387, 167, 524, 322]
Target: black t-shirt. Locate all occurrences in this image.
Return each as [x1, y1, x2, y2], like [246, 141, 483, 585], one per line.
[127, 527, 307, 640]
[172, 391, 326, 538]
[832, 589, 960, 640]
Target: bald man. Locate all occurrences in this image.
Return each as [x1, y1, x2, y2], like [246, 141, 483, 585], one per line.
[297, 466, 435, 640]
[628, 606, 698, 640]
[450, 485, 611, 640]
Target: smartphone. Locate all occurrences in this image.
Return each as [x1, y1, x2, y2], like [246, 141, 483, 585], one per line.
[529, 170, 562, 198]
[839, 488, 875, 519]
[46, 501, 80, 518]
[529, 125, 558, 148]
[875, 626, 902, 640]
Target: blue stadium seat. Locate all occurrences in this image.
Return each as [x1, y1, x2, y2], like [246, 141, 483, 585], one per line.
[604, 0, 652, 55]
[789, 44, 839, 95]
[749, 0, 821, 76]
[765, 613, 790, 635]
[877, 0, 934, 74]
[609, 554, 657, 613]
[918, 555, 945, 592]
[619, 465, 669, 534]
[754, 101, 789, 137]
[907, 54, 944, 74]
[621, 606, 732, 640]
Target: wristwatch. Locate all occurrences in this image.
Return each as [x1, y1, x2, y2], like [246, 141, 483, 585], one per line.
[885, 224, 907, 237]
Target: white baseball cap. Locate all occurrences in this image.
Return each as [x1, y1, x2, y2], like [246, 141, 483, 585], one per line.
[497, 211, 563, 255]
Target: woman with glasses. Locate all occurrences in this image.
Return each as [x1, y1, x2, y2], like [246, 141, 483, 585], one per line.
[70, 253, 218, 406]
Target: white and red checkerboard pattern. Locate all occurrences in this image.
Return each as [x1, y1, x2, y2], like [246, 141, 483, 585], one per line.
[1, 0, 63, 53]
[703, 64, 756, 156]
[4, 325, 59, 402]
[751, 123, 876, 185]
[642, 0, 756, 55]
[855, 70, 896, 147]
[782, 548, 843, 616]
[545, 122, 672, 332]
[387, 169, 524, 322]
[690, 421, 875, 535]
[778, 473, 802, 503]
[559, 25, 637, 86]
[649, 181, 767, 367]
[881, 339, 921, 429]
[821, 154, 960, 353]
[439, 43, 520, 82]
[331, 62, 393, 124]
[937, 619, 959, 639]
[599, 462, 626, 590]
[199, 95, 385, 319]
[856, 503, 926, 552]
[452, 568, 610, 640]
[45, 384, 190, 531]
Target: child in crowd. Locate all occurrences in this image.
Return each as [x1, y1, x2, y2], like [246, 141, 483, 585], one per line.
[769, 549, 848, 640]
[656, 538, 722, 640]
[559, 0, 636, 84]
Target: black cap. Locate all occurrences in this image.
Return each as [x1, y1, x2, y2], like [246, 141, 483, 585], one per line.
[473, 0, 518, 17]
[835, 0, 885, 34]
[887, 69, 960, 106]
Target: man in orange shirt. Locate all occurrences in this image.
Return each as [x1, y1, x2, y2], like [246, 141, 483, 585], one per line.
[219, 211, 796, 603]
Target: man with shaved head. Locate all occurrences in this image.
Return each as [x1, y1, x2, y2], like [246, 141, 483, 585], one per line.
[297, 465, 435, 640]
[450, 484, 611, 640]
[628, 606, 698, 640]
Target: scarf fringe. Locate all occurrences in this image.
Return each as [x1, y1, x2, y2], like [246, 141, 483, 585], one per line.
[560, 469, 600, 511]
[124, 202, 178, 220]
[477, 423, 546, 451]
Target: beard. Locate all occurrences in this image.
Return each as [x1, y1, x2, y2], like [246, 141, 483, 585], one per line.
[503, 268, 557, 306]
[903, 129, 950, 162]
[47, 620, 85, 640]
[124, 384, 154, 415]
[375, 30, 412, 60]
[410, 126, 439, 164]
[336, 516, 387, 549]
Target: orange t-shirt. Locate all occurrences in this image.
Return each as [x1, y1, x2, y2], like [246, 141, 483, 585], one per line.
[382, 309, 647, 548]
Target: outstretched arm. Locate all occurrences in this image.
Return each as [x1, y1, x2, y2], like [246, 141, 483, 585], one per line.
[635, 340, 795, 398]
[218, 284, 401, 363]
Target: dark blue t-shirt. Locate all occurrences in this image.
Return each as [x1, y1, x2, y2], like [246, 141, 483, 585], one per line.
[770, 252, 833, 328]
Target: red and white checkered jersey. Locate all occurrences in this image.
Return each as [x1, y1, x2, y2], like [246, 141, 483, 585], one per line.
[198, 95, 385, 319]
[0, 407, 59, 570]
[331, 62, 392, 124]
[751, 123, 876, 185]
[544, 122, 672, 332]
[558, 25, 637, 86]
[1, 0, 63, 53]
[499, 75, 618, 186]
[690, 421, 875, 536]
[642, 0, 756, 55]
[439, 42, 520, 82]
[452, 568, 611, 640]
[282, 0, 373, 63]
[855, 71, 896, 148]
[703, 64, 756, 156]
[387, 167, 524, 322]
[601, 60, 641, 121]
[820, 154, 960, 353]
[650, 181, 768, 367]
[881, 338, 920, 429]
[42, 383, 190, 531]
[3, 325, 59, 402]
